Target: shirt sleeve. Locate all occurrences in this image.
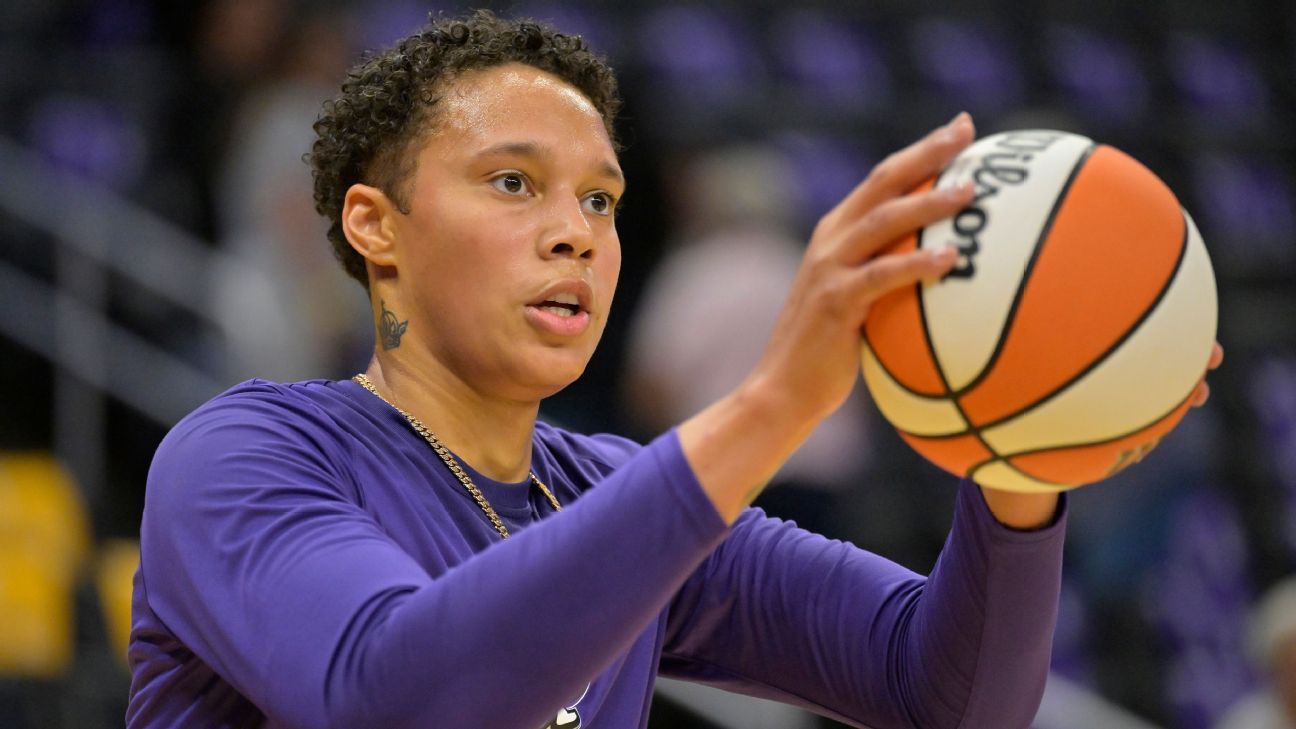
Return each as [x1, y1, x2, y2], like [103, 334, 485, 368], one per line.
[139, 395, 728, 729]
[659, 479, 1068, 729]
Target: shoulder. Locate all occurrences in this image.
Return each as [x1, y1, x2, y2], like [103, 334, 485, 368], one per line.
[159, 379, 346, 452]
[149, 379, 360, 500]
[168, 378, 333, 420]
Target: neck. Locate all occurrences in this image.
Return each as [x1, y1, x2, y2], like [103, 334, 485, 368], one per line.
[363, 350, 540, 483]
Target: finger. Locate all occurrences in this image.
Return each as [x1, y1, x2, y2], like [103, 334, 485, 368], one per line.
[837, 180, 976, 265]
[834, 112, 976, 222]
[848, 247, 959, 309]
[1208, 342, 1223, 370]
[1191, 380, 1210, 408]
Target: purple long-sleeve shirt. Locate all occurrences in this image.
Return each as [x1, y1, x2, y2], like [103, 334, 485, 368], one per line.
[126, 378, 1067, 728]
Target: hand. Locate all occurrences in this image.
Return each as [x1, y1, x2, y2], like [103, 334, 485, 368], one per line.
[678, 114, 978, 522]
[742, 112, 976, 424]
[1190, 342, 1224, 407]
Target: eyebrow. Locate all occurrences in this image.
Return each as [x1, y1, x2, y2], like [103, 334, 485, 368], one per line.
[476, 141, 624, 187]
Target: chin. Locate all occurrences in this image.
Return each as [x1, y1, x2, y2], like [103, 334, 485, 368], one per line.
[512, 351, 591, 400]
[516, 373, 582, 403]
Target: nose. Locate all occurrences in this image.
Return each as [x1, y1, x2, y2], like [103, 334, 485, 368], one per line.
[539, 194, 596, 261]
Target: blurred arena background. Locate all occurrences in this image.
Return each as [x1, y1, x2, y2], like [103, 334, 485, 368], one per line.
[0, 0, 1293, 727]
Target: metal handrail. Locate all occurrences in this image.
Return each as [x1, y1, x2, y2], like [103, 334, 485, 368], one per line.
[0, 259, 226, 426]
[0, 134, 230, 504]
[0, 135, 222, 322]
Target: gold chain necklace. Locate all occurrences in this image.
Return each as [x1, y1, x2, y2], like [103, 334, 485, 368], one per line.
[352, 373, 561, 539]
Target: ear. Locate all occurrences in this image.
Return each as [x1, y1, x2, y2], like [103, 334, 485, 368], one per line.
[342, 183, 400, 268]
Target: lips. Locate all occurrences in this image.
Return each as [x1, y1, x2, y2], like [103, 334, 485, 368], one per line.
[525, 279, 594, 336]
[530, 280, 592, 313]
[535, 291, 581, 318]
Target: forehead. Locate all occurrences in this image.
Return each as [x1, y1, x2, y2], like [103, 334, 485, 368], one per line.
[427, 63, 613, 156]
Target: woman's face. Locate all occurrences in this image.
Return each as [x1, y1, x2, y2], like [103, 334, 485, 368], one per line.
[388, 63, 624, 401]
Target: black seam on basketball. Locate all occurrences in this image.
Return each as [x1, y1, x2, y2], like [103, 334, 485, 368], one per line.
[916, 184, 955, 405]
[914, 222, 991, 473]
[915, 229, 968, 422]
[962, 208, 1192, 435]
[949, 143, 1098, 402]
[969, 458, 1074, 489]
[999, 385, 1197, 462]
[964, 381, 1198, 482]
[953, 406, 997, 478]
[894, 426, 975, 441]
[860, 322, 948, 401]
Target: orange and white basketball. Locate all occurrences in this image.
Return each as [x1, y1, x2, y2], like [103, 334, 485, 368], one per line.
[861, 130, 1218, 493]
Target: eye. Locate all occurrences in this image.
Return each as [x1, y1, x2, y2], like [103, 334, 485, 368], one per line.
[583, 191, 616, 216]
[490, 172, 530, 196]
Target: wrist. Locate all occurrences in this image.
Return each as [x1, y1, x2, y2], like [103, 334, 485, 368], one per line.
[678, 380, 822, 524]
[736, 370, 830, 432]
[978, 486, 1061, 530]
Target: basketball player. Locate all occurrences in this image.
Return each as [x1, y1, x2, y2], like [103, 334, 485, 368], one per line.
[126, 11, 1221, 728]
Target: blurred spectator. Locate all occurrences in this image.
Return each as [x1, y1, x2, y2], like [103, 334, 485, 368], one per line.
[623, 145, 871, 537]
[213, 7, 370, 383]
[1215, 576, 1296, 729]
[152, 0, 291, 239]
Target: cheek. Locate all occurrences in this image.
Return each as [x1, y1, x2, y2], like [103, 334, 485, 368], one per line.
[600, 234, 622, 297]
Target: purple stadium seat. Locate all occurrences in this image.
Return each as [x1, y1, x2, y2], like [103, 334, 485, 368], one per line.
[635, 5, 762, 103]
[1189, 154, 1296, 274]
[771, 9, 894, 112]
[1248, 356, 1296, 556]
[907, 17, 1025, 113]
[1045, 25, 1149, 125]
[1166, 33, 1271, 125]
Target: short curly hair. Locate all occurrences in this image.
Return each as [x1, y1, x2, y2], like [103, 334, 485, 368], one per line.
[309, 9, 622, 289]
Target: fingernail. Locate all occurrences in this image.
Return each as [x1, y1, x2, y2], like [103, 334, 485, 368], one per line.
[930, 246, 957, 263]
[944, 181, 974, 200]
[941, 112, 970, 144]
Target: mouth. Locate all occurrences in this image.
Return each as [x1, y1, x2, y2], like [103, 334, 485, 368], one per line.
[525, 280, 594, 336]
[533, 292, 583, 319]
[528, 280, 592, 316]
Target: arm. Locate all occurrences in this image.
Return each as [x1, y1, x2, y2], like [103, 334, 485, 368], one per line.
[141, 401, 726, 729]
[661, 481, 1067, 729]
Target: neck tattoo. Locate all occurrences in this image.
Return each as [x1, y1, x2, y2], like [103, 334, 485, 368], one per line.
[378, 300, 409, 350]
[351, 373, 561, 539]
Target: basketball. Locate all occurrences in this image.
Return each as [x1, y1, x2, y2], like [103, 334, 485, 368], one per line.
[861, 130, 1218, 493]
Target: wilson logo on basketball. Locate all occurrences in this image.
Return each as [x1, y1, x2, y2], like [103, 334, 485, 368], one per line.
[944, 131, 1067, 280]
